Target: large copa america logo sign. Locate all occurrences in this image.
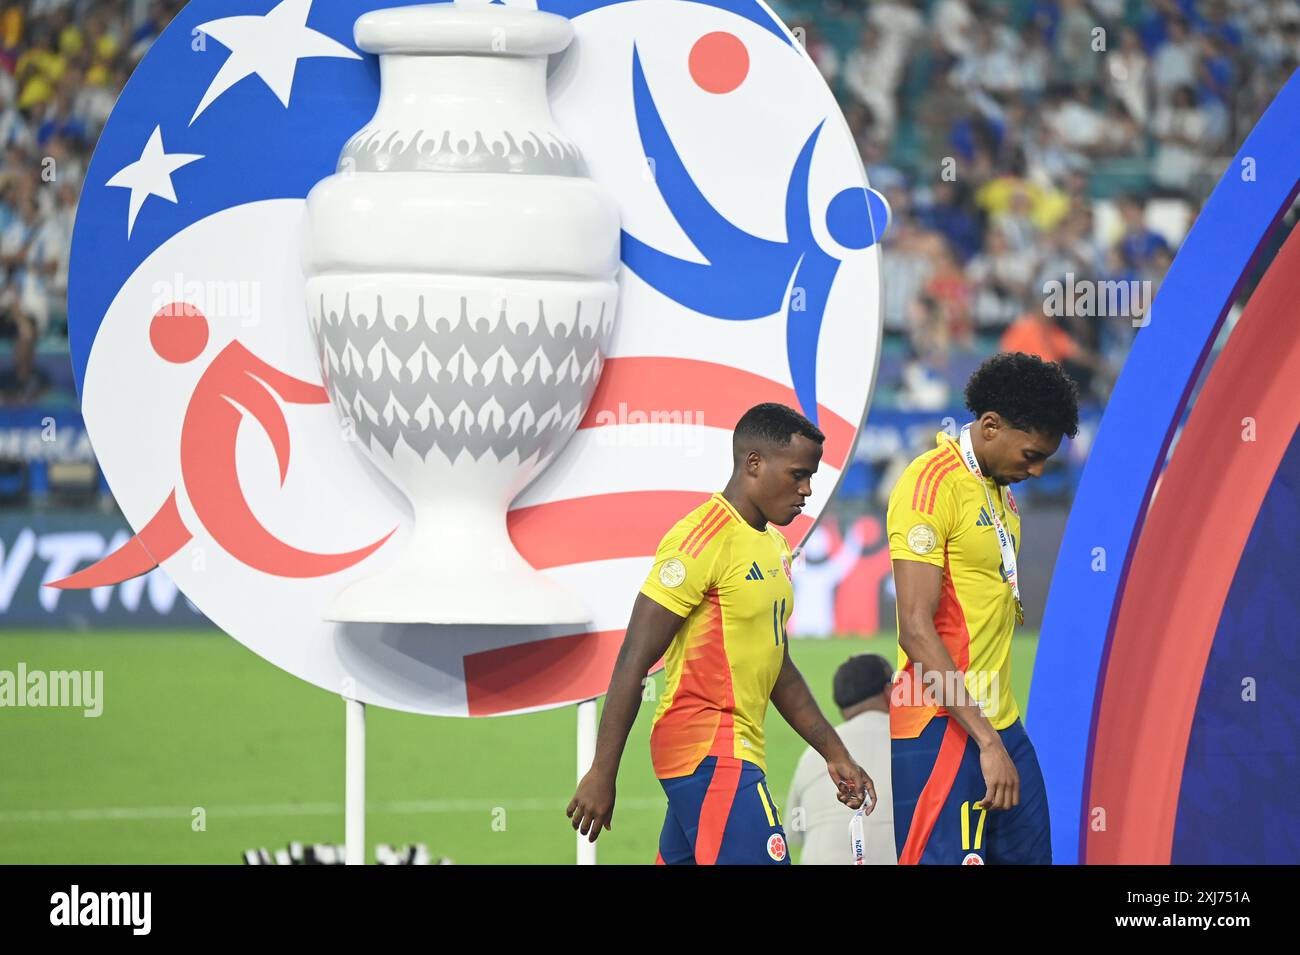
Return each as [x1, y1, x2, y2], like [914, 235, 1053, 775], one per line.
[59, 0, 887, 716]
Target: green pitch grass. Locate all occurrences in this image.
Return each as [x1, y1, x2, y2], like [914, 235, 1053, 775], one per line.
[0, 630, 1038, 864]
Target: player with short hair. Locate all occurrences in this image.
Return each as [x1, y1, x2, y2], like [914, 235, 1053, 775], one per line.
[887, 352, 1079, 865]
[567, 402, 876, 864]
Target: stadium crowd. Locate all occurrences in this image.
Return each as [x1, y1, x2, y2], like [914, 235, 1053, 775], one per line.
[0, 0, 1297, 407]
[1, 0, 181, 401]
[774, 0, 1298, 407]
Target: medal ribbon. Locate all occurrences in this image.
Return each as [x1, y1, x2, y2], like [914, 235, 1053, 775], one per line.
[849, 805, 867, 865]
[958, 424, 1024, 626]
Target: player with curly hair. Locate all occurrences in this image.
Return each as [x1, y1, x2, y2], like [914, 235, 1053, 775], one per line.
[886, 352, 1079, 864]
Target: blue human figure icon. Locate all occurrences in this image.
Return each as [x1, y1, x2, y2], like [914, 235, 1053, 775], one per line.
[620, 45, 890, 424]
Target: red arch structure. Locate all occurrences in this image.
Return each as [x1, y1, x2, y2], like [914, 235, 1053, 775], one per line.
[1085, 225, 1300, 862]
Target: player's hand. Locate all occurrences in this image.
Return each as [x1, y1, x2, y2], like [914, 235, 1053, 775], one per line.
[826, 758, 876, 813]
[976, 739, 1020, 810]
[567, 768, 616, 842]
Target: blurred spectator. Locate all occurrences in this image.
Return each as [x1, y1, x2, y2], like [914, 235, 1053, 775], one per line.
[1054, 0, 1102, 87]
[913, 178, 983, 263]
[1001, 308, 1107, 399]
[967, 228, 1035, 331]
[1036, 212, 1097, 292]
[1043, 84, 1106, 154]
[792, 18, 840, 87]
[1023, 121, 1085, 185]
[1108, 27, 1152, 123]
[0, 182, 51, 401]
[1019, 27, 1051, 96]
[880, 216, 932, 335]
[1152, 84, 1213, 193]
[896, 344, 952, 411]
[991, 185, 1041, 253]
[1151, 17, 1200, 104]
[920, 240, 973, 345]
[73, 59, 122, 139]
[15, 24, 62, 109]
[862, 132, 910, 195]
[1000, 309, 1078, 367]
[36, 83, 89, 146]
[785, 654, 896, 865]
[843, 23, 906, 144]
[1093, 98, 1144, 158]
[129, 2, 173, 63]
[0, 79, 32, 149]
[951, 22, 1022, 96]
[1115, 194, 1172, 270]
[931, 0, 975, 61]
[1195, 32, 1235, 141]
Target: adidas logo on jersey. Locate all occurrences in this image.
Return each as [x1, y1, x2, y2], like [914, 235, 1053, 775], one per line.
[976, 507, 993, 527]
[744, 561, 765, 581]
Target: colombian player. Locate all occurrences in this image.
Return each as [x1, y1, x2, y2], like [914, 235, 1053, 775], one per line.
[567, 403, 876, 864]
[887, 353, 1079, 864]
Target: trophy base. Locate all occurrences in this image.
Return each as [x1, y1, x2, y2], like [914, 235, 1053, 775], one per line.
[324, 557, 591, 627]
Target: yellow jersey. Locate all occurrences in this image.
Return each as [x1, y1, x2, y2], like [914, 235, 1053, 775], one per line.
[886, 431, 1021, 739]
[640, 492, 794, 779]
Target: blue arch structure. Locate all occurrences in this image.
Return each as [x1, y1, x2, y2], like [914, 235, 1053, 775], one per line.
[1027, 69, 1300, 864]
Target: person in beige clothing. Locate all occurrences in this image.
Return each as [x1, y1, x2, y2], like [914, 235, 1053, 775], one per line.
[786, 654, 896, 864]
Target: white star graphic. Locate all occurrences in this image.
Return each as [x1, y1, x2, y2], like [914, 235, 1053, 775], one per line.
[105, 126, 203, 238]
[191, 0, 361, 124]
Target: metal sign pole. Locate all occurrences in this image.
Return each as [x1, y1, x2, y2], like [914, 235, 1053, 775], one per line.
[345, 697, 365, 865]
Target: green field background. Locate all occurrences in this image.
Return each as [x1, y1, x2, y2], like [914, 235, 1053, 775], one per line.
[0, 630, 1037, 864]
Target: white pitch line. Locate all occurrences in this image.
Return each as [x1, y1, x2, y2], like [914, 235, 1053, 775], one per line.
[0, 797, 667, 824]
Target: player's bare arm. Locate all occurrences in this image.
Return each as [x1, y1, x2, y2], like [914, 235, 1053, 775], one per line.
[893, 557, 1020, 811]
[566, 593, 684, 842]
[770, 646, 876, 812]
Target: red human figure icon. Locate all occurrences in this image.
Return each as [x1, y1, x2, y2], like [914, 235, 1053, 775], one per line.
[48, 303, 395, 590]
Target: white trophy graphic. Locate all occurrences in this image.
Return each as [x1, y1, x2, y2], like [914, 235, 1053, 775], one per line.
[303, 3, 621, 625]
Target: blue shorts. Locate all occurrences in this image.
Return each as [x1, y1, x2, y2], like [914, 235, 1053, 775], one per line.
[656, 756, 791, 865]
[891, 717, 1051, 865]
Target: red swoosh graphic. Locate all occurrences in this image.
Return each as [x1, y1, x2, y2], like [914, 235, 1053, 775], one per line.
[51, 342, 395, 589]
[46, 489, 193, 589]
[508, 490, 813, 569]
[465, 628, 668, 716]
[54, 355, 854, 604]
[578, 356, 857, 469]
[182, 347, 394, 577]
